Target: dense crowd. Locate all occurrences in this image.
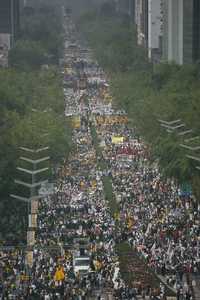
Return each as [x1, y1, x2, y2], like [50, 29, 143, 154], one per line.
[0, 11, 200, 300]
[93, 80, 200, 300]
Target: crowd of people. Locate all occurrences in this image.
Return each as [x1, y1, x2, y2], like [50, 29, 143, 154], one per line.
[94, 104, 200, 298]
[0, 10, 200, 300]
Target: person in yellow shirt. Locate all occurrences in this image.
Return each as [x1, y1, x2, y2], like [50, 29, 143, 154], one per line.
[54, 266, 65, 282]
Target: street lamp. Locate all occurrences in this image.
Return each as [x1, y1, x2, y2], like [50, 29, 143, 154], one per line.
[158, 118, 200, 170]
[11, 146, 49, 270]
[180, 145, 200, 151]
[158, 119, 185, 131]
[184, 136, 200, 143]
[177, 130, 193, 136]
[158, 119, 182, 125]
[32, 108, 52, 113]
[179, 135, 200, 170]
[158, 119, 194, 137]
[185, 155, 200, 170]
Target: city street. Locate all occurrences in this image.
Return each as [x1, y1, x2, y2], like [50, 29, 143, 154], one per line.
[0, 5, 200, 300]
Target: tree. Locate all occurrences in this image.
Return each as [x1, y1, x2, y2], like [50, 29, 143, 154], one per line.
[9, 40, 46, 70]
[20, 3, 63, 62]
[0, 0, 72, 243]
[0, 65, 72, 242]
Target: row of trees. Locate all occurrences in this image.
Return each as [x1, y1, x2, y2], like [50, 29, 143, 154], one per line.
[0, 2, 71, 243]
[78, 7, 200, 197]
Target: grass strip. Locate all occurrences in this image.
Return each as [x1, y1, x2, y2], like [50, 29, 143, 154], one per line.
[90, 123, 118, 215]
[102, 175, 119, 216]
[90, 124, 107, 170]
[116, 242, 176, 297]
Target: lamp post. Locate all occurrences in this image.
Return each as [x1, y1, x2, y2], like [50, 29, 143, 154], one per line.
[158, 118, 200, 170]
[11, 146, 49, 271]
[158, 119, 186, 133]
[179, 137, 200, 170]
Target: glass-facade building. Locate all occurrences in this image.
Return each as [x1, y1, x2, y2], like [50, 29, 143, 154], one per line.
[162, 0, 200, 64]
[0, 0, 20, 45]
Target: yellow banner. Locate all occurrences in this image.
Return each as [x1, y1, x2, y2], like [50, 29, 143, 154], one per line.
[96, 115, 128, 125]
[112, 136, 124, 144]
[71, 116, 81, 129]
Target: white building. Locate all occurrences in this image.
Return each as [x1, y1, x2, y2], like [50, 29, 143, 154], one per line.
[162, 0, 184, 65]
[148, 0, 162, 61]
[135, 0, 149, 47]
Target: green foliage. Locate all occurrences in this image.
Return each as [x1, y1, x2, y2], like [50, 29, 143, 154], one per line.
[78, 13, 149, 72]
[116, 242, 175, 296]
[20, 4, 63, 62]
[0, 67, 71, 242]
[9, 40, 46, 70]
[0, 67, 64, 116]
[0, 0, 71, 243]
[153, 134, 195, 182]
[111, 66, 200, 185]
[90, 124, 117, 214]
[0, 67, 71, 169]
[103, 176, 118, 215]
[9, 2, 64, 69]
[1, 0, 64, 241]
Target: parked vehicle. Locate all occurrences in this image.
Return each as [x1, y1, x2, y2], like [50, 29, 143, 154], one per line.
[73, 255, 91, 275]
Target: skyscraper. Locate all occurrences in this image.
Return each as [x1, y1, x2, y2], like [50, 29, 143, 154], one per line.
[148, 0, 162, 62]
[162, 0, 200, 64]
[135, 0, 148, 47]
[192, 0, 200, 62]
[0, 0, 20, 46]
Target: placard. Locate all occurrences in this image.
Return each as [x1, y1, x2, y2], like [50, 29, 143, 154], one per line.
[28, 214, 37, 228]
[26, 251, 34, 268]
[27, 231, 35, 246]
[31, 199, 39, 214]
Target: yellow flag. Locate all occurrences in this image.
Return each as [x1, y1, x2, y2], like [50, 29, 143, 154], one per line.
[127, 217, 134, 229]
[114, 212, 120, 221]
[91, 180, 97, 189]
[54, 267, 65, 281]
[94, 260, 102, 271]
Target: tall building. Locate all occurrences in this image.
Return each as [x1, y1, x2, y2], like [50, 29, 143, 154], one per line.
[148, 0, 162, 62]
[0, 0, 20, 67]
[0, 0, 20, 47]
[135, 0, 148, 47]
[129, 0, 135, 22]
[193, 0, 200, 62]
[162, 0, 200, 64]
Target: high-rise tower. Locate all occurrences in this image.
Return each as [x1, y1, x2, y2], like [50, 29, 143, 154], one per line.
[0, 0, 20, 47]
[162, 0, 200, 64]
